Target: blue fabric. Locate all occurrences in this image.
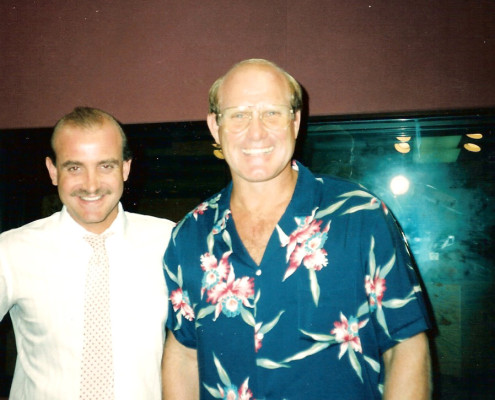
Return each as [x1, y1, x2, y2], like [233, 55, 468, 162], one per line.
[164, 161, 430, 400]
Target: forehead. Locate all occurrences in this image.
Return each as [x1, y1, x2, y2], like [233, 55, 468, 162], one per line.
[218, 64, 291, 108]
[53, 121, 122, 159]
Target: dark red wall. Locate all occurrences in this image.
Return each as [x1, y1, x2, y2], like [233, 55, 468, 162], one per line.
[1, 0, 494, 129]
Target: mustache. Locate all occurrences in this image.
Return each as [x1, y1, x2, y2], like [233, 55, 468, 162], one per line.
[70, 189, 111, 197]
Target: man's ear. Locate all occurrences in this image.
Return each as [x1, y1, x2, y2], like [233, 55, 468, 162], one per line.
[207, 113, 221, 145]
[122, 159, 132, 182]
[45, 157, 58, 186]
[293, 110, 302, 140]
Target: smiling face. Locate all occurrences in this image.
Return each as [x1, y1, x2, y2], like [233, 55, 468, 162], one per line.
[45, 120, 131, 233]
[207, 64, 301, 185]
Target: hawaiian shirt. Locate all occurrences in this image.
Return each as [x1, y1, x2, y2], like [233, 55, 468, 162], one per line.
[164, 161, 430, 400]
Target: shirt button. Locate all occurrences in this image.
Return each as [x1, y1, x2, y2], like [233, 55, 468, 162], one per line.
[256, 269, 262, 276]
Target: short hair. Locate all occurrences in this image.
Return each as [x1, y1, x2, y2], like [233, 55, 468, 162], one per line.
[208, 58, 303, 115]
[49, 106, 132, 163]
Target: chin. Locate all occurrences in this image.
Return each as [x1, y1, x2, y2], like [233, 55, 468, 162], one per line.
[243, 171, 278, 183]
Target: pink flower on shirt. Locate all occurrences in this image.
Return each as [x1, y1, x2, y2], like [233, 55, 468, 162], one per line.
[282, 211, 330, 280]
[192, 202, 209, 220]
[365, 272, 387, 311]
[206, 258, 254, 320]
[238, 378, 254, 400]
[220, 382, 253, 400]
[200, 251, 231, 298]
[331, 312, 368, 358]
[170, 288, 195, 321]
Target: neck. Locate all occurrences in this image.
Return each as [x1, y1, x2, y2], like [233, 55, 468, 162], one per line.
[230, 165, 298, 214]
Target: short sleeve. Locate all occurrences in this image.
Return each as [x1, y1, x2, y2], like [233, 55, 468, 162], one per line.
[366, 202, 431, 353]
[163, 228, 198, 349]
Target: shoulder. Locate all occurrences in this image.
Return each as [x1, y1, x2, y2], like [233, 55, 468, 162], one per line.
[297, 161, 374, 199]
[121, 212, 176, 253]
[315, 172, 371, 195]
[123, 211, 176, 233]
[306, 171, 389, 226]
[0, 212, 60, 245]
[172, 188, 229, 240]
[314, 172, 379, 208]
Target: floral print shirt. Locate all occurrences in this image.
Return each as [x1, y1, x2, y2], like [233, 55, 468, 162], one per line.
[164, 161, 430, 400]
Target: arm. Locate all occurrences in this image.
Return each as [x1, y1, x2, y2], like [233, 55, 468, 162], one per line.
[382, 332, 431, 400]
[161, 330, 199, 400]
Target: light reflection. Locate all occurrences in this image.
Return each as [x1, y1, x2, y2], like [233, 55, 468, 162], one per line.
[390, 175, 410, 195]
[464, 143, 481, 152]
[394, 142, 411, 153]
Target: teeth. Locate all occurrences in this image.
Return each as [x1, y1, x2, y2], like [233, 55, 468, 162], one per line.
[81, 196, 102, 202]
[242, 147, 274, 155]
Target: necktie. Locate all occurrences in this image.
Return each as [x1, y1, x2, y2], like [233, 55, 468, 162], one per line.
[80, 233, 114, 399]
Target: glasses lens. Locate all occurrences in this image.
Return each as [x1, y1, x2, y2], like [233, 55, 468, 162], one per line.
[222, 108, 251, 132]
[219, 105, 293, 133]
[261, 106, 292, 130]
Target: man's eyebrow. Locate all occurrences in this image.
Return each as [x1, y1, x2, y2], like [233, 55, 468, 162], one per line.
[60, 159, 120, 168]
[61, 160, 83, 168]
[98, 159, 120, 165]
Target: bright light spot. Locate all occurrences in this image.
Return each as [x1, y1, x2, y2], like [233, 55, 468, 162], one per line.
[396, 136, 411, 142]
[464, 143, 481, 152]
[394, 142, 410, 153]
[390, 175, 410, 195]
[466, 133, 482, 139]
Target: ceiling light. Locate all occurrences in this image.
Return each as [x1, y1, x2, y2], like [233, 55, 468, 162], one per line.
[466, 133, 483, 139]
[463, 143, 481, 152]
[394, 142, 411, 153]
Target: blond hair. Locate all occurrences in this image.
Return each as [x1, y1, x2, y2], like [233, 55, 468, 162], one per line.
[208, 58, 303, 115]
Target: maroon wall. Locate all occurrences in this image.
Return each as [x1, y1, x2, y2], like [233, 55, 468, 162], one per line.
[1, 0, 494, 129]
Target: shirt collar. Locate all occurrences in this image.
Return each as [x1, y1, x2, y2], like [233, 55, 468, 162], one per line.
[58, 202, 126, 238]
[288, 160, 319, 216]
[217, 161, 318, 222]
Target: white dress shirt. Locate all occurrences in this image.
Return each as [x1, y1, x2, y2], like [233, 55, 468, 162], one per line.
[0, 204, 175, 399]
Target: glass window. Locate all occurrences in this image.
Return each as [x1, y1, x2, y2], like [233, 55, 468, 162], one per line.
[1, 110, 494, 398]
[301, 110, 495, 398]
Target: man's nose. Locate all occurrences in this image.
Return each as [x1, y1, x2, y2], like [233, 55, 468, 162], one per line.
[246, 112, 268, 140]
[84, 170, 100, 192]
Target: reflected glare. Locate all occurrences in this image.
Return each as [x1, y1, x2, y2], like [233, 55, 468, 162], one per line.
[390, 175, 410, 195]
[394, 142, 411, 153]
[466, 133, 483, 139]
[464, 143, 481, 152]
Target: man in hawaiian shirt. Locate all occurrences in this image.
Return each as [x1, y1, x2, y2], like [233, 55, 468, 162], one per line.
[162, 59, 432, 399]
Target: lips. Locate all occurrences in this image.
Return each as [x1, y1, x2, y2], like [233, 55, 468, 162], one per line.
[242, 146, 274, 155]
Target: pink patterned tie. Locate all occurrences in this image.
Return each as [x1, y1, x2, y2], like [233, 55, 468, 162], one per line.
[80, 233, 114, 399]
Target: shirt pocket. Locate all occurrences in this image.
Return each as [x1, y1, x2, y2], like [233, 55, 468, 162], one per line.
[296, 269, 362, 337]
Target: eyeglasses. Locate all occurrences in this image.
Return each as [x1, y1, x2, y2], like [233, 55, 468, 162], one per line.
[217, 104, 294, 133]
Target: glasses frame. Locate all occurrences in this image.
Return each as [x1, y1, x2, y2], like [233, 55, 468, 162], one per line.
[216, 104, 295, 133]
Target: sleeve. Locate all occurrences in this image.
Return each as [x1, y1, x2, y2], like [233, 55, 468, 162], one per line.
[0, 241, 13, 321]
[163, 226, 198, 349]
[366, 202, 432, 353]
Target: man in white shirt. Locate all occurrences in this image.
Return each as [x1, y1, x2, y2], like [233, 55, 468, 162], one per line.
[0, 107, 175, 399]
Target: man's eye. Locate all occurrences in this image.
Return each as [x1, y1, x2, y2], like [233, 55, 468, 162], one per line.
[67, 166, 80, 172]
[264, 110, 281, 118]
[101, 164, 114, 169]
[230, 112, 249, 120]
